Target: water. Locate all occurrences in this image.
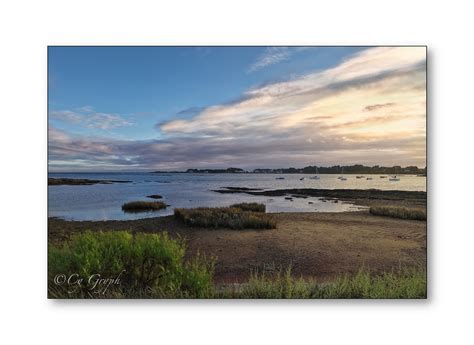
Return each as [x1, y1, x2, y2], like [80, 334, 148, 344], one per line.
[48, 173, 426, 221]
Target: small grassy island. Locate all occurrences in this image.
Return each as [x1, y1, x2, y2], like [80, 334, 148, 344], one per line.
[121, 201, 167, 212]
[174, 204, 275, 229]
[230, 202, 266, 212]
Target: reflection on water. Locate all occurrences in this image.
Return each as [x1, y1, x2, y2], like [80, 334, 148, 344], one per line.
[48, 173, 426, 221]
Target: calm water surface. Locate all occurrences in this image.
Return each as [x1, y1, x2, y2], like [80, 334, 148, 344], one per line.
[48, 173, 426, 221]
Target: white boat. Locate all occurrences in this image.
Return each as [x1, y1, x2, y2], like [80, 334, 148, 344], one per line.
[309, 167, 320, 180]
[338, 167, 347, 181]
[389, 175, 400, 181]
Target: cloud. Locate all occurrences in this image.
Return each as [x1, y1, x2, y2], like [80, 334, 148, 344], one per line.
[248, 47, 302, 72]
[363, 103, 395, 112]
[160, 48, 425, 134]
[50, 107, 133, 130]
[157, 47, 426, 166]
[49, 123, 425, 172]
[74, 105, 95, 113]
[49, 47, 426, 171]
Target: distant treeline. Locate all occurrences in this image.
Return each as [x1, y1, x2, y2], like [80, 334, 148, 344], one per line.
[153, 165, 427, 175]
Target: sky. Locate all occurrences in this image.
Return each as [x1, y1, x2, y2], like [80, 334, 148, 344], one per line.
[48, 46, 426, 172]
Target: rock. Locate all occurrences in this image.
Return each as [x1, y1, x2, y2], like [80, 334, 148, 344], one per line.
[146, 194, 163, 199]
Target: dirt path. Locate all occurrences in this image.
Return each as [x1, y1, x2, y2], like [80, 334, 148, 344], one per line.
[48, 211, 426, 283]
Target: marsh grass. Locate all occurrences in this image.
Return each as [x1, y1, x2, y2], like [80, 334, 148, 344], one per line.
[370, 206, 426, 220]
[48, 231, 214, 298]
[174, 207, 276, 229]
[217, 266, 426, 299]
[230, 202, 266, 212]
[122, 201, 167, 212]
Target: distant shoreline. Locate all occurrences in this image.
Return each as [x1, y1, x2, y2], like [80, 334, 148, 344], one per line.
[49, 171, 427, 176]
[152, 164, 427, 175]
[149, 172, 426, 175]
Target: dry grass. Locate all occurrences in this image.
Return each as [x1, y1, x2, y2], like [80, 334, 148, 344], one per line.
[217, 266, 426, 299]
[174, 207, 276, 229]
[370, 206, 426, 221]
[122, 201, 167, 213]
[230, 202, 266, 212]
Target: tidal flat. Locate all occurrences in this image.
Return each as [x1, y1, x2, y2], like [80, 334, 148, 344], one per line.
[49, 207, 426, 285]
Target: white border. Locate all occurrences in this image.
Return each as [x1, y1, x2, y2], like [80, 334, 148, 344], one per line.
[1, 1, 472, 344]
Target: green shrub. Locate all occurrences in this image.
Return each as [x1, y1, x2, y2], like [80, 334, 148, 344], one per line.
[230, 202, 266, 212]
[122, 201, 167, 212]
[369, 206, 426, 220]
[174, 207, 276, 229]
[217, 267, 426, 299]
[48, 231, 214, 298]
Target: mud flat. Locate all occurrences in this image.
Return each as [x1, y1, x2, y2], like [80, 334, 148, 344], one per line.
[49, 209, 426, 284]
[214, 187, 427, 208]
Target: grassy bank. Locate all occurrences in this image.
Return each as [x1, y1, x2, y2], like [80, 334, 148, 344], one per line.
[48, 231, 426, 299]
[370, 206, 426, 220]
[217, 267, 426, 299]
[122, 201, 167, 212]
[174, 206, 275, 229]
